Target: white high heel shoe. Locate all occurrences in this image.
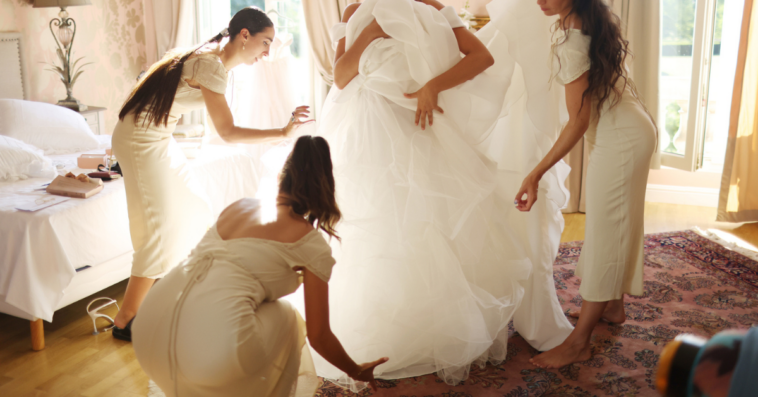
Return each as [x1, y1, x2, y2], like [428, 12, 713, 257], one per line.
[86, 297, 119, 335]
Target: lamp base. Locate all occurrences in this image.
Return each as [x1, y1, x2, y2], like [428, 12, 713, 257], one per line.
[57, 97, 88, 112]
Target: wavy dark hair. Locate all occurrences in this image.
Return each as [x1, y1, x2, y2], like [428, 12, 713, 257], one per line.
[118, 7, 272, 128]
[553, 0, 635, 117]
[279, 136, 342, 241]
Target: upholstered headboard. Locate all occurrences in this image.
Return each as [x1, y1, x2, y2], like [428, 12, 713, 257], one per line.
[0, 32, 29, 100]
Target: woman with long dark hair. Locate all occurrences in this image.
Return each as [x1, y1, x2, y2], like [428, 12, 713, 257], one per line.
[132, 136, 388, 396]
[514, 0, 657, 368]
[110, 6, 311, 340]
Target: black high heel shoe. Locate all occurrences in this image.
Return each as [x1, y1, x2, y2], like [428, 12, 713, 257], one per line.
[112, 318, 134, 342]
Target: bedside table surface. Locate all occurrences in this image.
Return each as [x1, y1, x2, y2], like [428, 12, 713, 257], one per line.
[79, 106, 106, 114]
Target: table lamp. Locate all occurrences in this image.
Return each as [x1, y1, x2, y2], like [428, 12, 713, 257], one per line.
[34, 0, 92, 111]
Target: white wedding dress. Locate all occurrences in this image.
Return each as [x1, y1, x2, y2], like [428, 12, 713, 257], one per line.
[314, 0, 574, 388]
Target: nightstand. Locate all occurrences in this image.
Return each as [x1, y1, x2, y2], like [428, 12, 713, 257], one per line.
[79, 106, 107, 135]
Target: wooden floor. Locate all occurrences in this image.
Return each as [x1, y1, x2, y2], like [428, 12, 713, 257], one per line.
[1, 202, 756, 396]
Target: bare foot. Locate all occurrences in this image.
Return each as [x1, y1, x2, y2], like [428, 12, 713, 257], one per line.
[569, 303, 626, 324]
[529, 341, 592, 369]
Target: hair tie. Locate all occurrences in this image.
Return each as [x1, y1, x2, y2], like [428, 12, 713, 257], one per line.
[220, 27, 230, 37]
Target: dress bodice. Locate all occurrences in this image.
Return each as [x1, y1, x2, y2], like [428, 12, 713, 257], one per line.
[551, 29, 592, 86]
[169, 53, 228, 119]
[181, 219, 335, 305]
[124, 51, 228, 133]
[551, 28, 644, 119]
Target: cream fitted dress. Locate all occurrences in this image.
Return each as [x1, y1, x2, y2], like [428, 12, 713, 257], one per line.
[132, 202, 333, 396]
[112, 53, 227, 278]
[554, 30, 656, 302]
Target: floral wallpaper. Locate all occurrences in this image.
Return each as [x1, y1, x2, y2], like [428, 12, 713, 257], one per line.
[0, 0, 146, 134]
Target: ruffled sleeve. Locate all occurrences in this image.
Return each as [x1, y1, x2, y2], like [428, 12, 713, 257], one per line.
[331, 22, 347, 48]
[182, 55, 228, 94]
[286, 232, 336, 283]
[553, 30, 591, 85]
[439, 6, 465, 29]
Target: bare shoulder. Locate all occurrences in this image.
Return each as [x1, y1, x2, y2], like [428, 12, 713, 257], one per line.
[342, 2, 361, 23]
[217, 198, 262, 234]
[563, 14, 583, 31]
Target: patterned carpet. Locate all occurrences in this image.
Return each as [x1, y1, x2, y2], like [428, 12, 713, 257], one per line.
[315, 230, 758, 397]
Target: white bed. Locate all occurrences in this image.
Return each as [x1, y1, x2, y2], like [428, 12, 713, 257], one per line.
[0, 32, 260, 350]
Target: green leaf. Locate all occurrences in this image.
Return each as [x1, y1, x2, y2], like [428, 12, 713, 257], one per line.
[72, 62, 93, 76]
[56, 48, 66, 65]
[70, 70, 84, 86]
[45, 68, 65, 81]
[71, 57, 82, 72]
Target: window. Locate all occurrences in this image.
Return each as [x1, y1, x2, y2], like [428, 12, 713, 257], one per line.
[658, 0, 744, 172]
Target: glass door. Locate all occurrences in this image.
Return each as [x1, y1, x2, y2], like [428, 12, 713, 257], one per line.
[658, 0, 745, 171]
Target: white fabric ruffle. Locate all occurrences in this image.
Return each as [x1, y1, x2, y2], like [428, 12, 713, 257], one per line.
[314, 0, 574, 390]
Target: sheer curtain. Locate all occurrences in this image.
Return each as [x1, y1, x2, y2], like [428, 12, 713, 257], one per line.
[302, 0, 350, 84]
[718, 0, 758, 222]
[142, 0, 229, 126]
[561, 0, 659, 213]
[141, 0, 197, 68]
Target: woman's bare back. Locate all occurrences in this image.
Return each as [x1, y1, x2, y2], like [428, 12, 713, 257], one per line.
[216, 198, 314, 244]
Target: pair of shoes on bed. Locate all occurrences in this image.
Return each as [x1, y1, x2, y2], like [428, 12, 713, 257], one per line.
[112, 318, 134, 342]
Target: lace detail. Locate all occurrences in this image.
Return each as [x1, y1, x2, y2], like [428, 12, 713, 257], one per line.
[182, 55, 228, 94]
[552, 29, 591, 85]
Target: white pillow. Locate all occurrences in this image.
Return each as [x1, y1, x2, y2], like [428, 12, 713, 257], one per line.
[0, 135, 57, 182]
[0, 99, 100, 155]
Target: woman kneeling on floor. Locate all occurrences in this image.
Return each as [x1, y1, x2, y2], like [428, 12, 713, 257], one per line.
[132, 136, 388, 397]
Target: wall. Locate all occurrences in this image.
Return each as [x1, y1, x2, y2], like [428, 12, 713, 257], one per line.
[440, 0, 491, 16]
[0, 0, 146, 134]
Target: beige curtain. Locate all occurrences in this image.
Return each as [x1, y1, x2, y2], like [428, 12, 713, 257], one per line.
[303, 0, 351, 84]
[142, 0, 197, 68]
[561, 0, 659, 213]
[717, 0, 758, 222]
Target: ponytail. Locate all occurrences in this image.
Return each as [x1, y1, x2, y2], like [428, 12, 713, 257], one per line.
[118, 8, 271, 128]
[279, 136, 341, 240]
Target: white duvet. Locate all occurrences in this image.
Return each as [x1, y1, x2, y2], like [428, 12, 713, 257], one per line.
[0, 140, 260, 322]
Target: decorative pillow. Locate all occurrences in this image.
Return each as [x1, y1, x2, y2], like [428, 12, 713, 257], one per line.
[0, 135, 57, 182]
[0, 99, 100, 155]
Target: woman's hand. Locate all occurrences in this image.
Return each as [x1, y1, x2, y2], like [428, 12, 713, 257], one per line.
[404, 83, 444, 130]
[282, 106, 313, 137]
[349, 357, 389, 391]
[514, 172, 542, 212]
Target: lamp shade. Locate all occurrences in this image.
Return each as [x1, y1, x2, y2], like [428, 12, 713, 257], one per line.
[34, 0, 91, 8]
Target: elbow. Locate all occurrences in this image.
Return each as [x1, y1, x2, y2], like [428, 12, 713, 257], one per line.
[569, 118, 590, 135]
[333, 79, 347, 90]
[482, 52, 495, 69]
[307, 329, 329, 353]
[333, 70, 349, 90]
[216, 126, 236, 143]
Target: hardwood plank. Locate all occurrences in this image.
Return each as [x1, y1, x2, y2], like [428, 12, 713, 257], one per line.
[0, 203, 754, 397]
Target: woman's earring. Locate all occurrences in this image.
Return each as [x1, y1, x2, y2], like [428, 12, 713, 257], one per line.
[243, 41, 246, 50]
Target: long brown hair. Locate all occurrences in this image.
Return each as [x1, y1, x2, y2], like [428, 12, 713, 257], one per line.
[118, 7, 273, 128]
[554, 0, 632, 117]
[279, 136, 342, 240]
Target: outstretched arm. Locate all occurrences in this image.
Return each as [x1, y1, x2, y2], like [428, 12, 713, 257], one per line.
[333, 4, 389, 89]
[202, 88, 311, 144]
[405, 1, 495, 129]
[303, 268, 388, 391]
[514, 72, 592, 211]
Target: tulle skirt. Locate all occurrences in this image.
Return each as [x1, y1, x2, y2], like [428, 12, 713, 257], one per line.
[313, 0, 574, 388]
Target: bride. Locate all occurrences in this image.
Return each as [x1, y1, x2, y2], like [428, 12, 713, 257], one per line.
[315, 0, 573, 387]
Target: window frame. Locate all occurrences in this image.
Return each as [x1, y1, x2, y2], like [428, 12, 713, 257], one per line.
[660, 0, 736, 172]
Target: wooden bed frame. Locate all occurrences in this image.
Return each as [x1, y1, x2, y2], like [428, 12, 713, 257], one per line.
[0, 32, 44, 350]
